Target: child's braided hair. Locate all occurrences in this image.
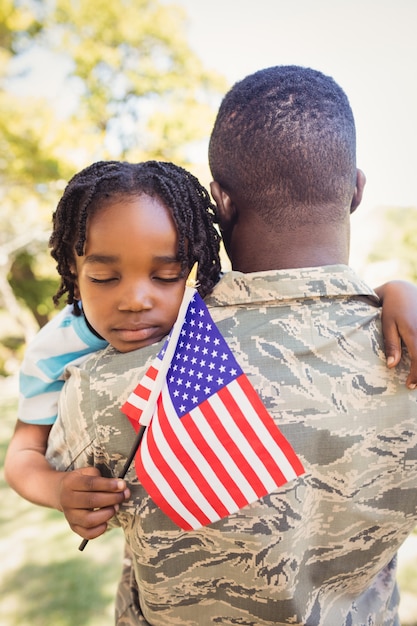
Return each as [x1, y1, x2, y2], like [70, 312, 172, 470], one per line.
[49, 160, 221, 314]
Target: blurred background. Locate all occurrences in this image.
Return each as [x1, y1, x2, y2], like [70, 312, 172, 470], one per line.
[1, 1, 417, 624]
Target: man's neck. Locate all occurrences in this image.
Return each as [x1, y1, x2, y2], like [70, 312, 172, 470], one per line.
[228, 222, 350, 273]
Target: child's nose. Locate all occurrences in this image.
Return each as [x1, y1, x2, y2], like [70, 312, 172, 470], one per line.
[118, 282, 152, 311]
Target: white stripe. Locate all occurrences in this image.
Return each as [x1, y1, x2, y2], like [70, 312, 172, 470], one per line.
[125, 368, 158, 410]
[126, 393, 148, 412]
[159, 387, 240, 511]
[229, 379, 299, 481]
[139, 428, 202, 529]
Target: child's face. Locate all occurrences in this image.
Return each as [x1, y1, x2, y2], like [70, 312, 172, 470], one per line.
[73, 193, 187, 353]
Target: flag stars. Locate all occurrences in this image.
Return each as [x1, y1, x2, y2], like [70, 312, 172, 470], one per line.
[165, 294, 245, 414]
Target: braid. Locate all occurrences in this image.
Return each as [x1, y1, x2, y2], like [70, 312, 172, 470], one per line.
[49, 160, 221, 314]
[137, 161, 221, 298]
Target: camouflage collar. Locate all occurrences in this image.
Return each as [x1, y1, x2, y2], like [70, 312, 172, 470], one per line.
[206, 264, 379, 307]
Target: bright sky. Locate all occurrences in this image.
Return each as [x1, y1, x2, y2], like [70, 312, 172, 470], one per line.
[170, 0, 417, 277]
[175, 0, 417, 208]
[17, 0, 417, 276]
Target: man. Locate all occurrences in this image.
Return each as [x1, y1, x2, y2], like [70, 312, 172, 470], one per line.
[47, 66, 417, 625]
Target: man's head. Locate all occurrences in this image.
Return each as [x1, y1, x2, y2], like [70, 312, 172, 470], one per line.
[209, 65, 361, 231]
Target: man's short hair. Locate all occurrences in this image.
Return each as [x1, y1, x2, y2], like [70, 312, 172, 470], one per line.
[208, 65, 357, 228]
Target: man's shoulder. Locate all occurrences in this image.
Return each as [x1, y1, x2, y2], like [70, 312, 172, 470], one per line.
[73, 341, 163, 409]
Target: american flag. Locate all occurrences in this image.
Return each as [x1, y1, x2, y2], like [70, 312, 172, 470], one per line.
[122, 288, 304, 530]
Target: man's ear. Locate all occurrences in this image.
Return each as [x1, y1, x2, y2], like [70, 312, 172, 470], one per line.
[350, 169, 366, 214]
[210, 181, 236, 232]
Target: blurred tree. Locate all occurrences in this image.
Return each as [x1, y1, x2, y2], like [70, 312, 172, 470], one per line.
[0, 0, 226, 372]
[367, 207, 417, 283]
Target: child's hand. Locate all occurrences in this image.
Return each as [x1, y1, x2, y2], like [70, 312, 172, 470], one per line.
[376, 280, 417, 389]
[57, 466, 130, 540]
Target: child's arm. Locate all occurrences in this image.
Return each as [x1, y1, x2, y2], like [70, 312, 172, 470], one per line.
[4, 420, 129, 539]
[376, 280, 417, 389]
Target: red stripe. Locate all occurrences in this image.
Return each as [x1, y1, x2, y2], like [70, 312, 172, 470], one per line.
[136, 397, 213, 527]
[237, 376, 305, 476]
[130, 383, 152, 402]
[145, 364, 160, 381]
[122, 403, 143, 424]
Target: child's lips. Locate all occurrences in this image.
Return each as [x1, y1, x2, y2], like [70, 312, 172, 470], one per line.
[113, 325, 157, 343]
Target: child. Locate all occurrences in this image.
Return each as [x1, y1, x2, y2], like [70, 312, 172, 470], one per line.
[5, 159, 221, 534]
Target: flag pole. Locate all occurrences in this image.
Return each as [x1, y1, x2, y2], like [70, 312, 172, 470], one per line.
[78, 287, 196, 551]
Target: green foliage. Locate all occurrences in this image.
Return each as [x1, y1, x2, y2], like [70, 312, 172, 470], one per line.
[0, 0, 227, 359]
[0, 392, 125, 625]
[9, 250, 61, 326]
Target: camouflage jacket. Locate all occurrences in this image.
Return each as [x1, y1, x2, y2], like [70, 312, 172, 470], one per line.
[47, 265, 417, 626]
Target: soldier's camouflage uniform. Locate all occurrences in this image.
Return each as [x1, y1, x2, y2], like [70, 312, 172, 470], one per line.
[47, 265, 417, 626]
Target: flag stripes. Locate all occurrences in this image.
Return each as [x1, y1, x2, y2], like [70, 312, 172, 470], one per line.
[134, 373, 304, 529]
[122, 362, 160, 422]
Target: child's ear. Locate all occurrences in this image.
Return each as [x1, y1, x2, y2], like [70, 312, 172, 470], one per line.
[70, 265, 81, 300]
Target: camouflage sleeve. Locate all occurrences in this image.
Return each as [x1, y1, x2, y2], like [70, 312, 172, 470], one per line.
[46, 363, 96, 470]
